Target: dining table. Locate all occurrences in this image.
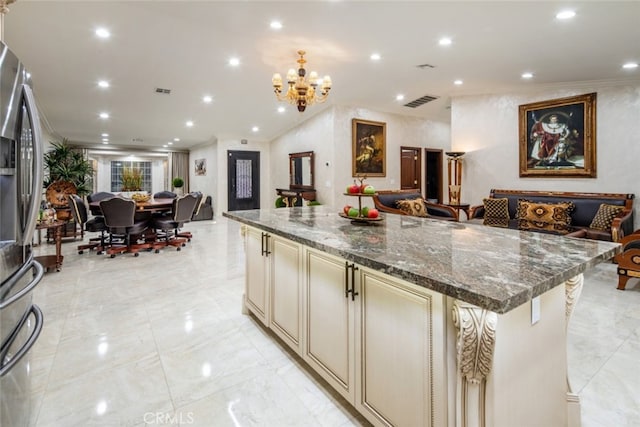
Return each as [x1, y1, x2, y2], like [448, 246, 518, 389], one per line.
[89, 197, 174, 214]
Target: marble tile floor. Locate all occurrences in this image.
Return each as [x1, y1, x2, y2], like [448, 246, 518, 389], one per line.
[27, 217, 640, 426]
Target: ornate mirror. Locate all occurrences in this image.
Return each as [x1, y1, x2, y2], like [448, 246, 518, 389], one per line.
[289, 151, 314, 189]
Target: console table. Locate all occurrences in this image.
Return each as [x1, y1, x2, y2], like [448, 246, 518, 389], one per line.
[224, 206, 619, 427]
[275, 188, 316, 207]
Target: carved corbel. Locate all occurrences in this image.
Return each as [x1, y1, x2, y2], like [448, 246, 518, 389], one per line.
[452, 301, 498, 427]
[0, 0, 16, 15]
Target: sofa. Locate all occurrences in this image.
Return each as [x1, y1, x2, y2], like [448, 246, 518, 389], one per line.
[192, 195, 214, 221]
[469, 189, 634, 242]
[372, 189, 459, 221]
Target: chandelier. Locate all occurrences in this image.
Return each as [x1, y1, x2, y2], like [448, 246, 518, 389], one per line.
[272, 50, 332, 112]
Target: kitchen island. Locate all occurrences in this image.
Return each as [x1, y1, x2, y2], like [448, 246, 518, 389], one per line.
[224, 206, 620, 427]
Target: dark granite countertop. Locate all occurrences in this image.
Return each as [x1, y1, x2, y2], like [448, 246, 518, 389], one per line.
[223, 206, 621, 314]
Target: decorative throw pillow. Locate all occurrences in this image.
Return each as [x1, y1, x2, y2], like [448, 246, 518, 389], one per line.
[589, 204, 625, 230]
[516, 199, 575, 234]
[396, 198, 429, 217]
[482, 197, 510, 227]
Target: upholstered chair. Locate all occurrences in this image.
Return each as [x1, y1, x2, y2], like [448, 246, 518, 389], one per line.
[67, 194, 108, 255]
[99, 197, 151, 257]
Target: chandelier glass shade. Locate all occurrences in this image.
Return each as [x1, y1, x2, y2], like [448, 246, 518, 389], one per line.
[272, 50, 332, 112]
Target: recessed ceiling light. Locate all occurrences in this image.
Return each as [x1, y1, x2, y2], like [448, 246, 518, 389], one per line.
[163, 144, 168, 148]
[102, 138, 109, 142]
[186, 120, 194, 127]
[203, 95, 213, 103]
[439, 37, 452, 46]
[95, 28, 110, 39]
[454, 80, 463, 85]
[26, 72, 31, 79]
[229, 57, 240, 67]
[556, 10, 576, 20]
[101, 133, 109, 137]
[521, 72, 534, 79]
[252, 126, 259, 132]
[277, 106, 285, 113]
[173, 138, 180, 142]
[270, 21, 283, 30]
[370, 53, 381, 61]
[98, 80, 109, 88]
[99, 112, 109, 119]
[622, 62, 638, 69]
[102, 141, 109, 145]
[167, 142, 173, 145]
[396, 94, 405, 101]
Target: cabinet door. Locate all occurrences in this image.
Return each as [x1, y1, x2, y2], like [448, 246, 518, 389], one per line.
[355, 268, 446, 427]
[304, 248, 355, 402]
[270, 236, 302, 353]
[245, 227, 269, 325]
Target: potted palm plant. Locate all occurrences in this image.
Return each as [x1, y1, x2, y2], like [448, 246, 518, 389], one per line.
[43, 139, 93, 197]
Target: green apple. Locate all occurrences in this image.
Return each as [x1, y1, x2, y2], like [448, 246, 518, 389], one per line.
[348, 207, 360, 217]
[363, 185, 376, 194]
[361, 206, 370, 216]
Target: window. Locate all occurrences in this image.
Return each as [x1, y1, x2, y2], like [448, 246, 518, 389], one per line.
[110, 161, 152, 192]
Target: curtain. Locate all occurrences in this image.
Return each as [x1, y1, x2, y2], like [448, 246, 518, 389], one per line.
[169, 152, 189, 192]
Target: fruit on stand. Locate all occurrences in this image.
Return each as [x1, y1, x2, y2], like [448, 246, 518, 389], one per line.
[347, 182, 360, 194]
[361, 206, 370, 217]
[367, 208, 379, 219]
[363, 185, 376, 194]
[348, 207, 360, 217]
[343, 205, 352, 215]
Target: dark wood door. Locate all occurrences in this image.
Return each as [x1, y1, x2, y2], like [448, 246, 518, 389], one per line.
[400, 147, 421, 191]
[227, 150, 260, 211]
[424, 149, 443, 203]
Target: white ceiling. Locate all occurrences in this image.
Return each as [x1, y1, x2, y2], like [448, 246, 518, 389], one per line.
[4, 1, 640, 152]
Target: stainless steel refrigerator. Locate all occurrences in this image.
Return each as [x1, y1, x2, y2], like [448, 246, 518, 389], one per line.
[0, 41, 45, 427]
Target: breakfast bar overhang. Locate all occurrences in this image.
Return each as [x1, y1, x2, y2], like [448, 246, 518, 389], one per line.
[224, 206, 620, 427]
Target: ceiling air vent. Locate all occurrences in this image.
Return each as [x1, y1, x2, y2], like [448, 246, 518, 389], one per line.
[155, 87, 171, 94]
[404, 95, 439, 108]
[416, 63, 435, 69]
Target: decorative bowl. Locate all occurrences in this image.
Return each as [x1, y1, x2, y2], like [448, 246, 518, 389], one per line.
[131, 192, 151, 203]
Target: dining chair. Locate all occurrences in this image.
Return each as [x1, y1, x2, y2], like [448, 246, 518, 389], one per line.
[86, 192, 114, 216]
[67, 194, 108, 255]
[99, 196, 151, 257]
[153, 191, 177, 199]
[151, 193, 199, 252]
[176, 191, 203, 241]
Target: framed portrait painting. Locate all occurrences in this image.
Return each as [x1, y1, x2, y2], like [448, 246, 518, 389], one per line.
[195, 158, 206, 176]
[519, 92, 596, 177]
[352, 118, 386, 177]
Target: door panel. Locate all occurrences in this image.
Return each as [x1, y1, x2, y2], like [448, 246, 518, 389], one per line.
[400, 147, 421, 191]
[227, 150, 260, 211]
[424, 149, 443, 203]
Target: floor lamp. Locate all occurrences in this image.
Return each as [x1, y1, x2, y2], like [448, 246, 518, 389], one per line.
[445, 151, 465, 205]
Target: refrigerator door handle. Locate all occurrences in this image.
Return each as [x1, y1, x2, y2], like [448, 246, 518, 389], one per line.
[0, 256, 43, 310]
[0, 304, 43, 377]
[19, 84, 44, 246]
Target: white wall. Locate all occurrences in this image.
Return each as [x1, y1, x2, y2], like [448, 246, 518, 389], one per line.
[269, 105, 451, 209]
[451, 84, 640, 225]
[189, 140, 218, 211]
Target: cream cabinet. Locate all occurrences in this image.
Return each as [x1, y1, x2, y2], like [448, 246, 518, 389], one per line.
[244, 226, 270, 325]
[303, 247, 447, 427]
[244, 227, 303, 352]
[269, 236, 303, 353]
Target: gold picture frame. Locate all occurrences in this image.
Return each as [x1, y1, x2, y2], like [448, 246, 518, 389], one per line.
[519, 92, 596, 177]
[352, 118, 386, 177]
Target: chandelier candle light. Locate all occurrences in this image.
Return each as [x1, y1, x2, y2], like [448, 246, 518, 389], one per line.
[445, 151, 465, 205]
[272, 50, 332, 112]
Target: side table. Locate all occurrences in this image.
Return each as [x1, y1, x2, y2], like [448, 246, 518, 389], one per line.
[444, 202, 471, 221]
[35, 220, 65, 272]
